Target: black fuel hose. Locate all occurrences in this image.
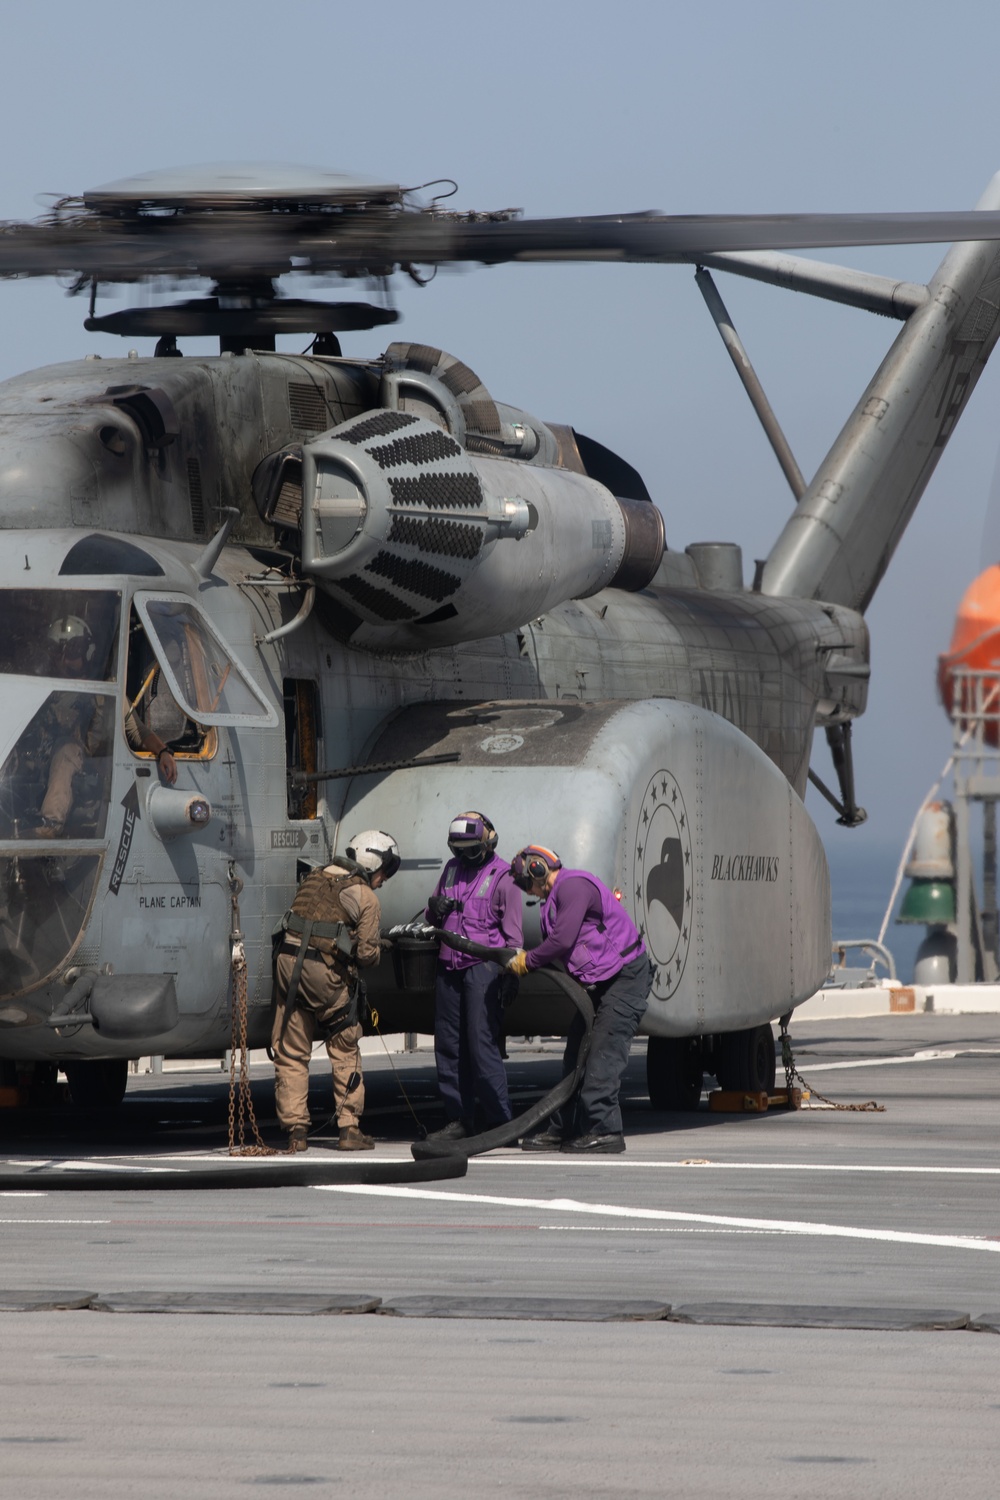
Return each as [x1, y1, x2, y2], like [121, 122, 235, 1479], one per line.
[409, 929, 594, 1161]
[0, 1155, 469, 1192]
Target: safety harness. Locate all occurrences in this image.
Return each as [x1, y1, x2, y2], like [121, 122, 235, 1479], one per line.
[278, 865, 369, 1037]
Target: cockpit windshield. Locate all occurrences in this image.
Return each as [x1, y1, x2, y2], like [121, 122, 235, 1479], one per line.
[0, 853, 103, 1000]
[0, 691, 115, 842]
[135, 594, 277, 726]
[0, 590, 120, 681]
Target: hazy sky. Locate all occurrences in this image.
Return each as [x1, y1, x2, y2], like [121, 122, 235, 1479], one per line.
[2, 0, 999, 900]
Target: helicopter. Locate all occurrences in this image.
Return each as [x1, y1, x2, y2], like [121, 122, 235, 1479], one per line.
[2, 161, 1000, 1113]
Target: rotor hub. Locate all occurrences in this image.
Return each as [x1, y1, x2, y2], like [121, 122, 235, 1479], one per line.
[83, 162, 403, 213]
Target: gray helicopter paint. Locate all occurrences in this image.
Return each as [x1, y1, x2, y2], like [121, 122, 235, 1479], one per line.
[1, 190, 1000, 1064]
[513, 588, 869, 796]
[0, 354, 377, 543]
[0, 541, 844, 1055]
[696, 249, 929, 320]
[0, 531, 290, 1057]
[342, 699, 830, 1036]
[0, 461, 874, 1060]
[0, 516, 867, 1054]
[299, 414, 628, 647]
[85, 163, 403, 208]
[762, 172, 1000, 610]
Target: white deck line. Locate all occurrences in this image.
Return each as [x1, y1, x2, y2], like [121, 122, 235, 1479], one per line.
[476, 1160, 1000, 1174]
[8, 1154, 1000, 1177]
[315, 1184, 1000, 1254]
[796, 1046, 1000, 1071]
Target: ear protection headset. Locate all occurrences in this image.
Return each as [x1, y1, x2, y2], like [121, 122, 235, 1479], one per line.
[511, 844, 562, 890]
[447, 811, 498, 866]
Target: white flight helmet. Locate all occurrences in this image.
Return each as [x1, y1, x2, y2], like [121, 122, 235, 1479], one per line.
[345, 830, 401, 881]
[48, 615, 94, 660]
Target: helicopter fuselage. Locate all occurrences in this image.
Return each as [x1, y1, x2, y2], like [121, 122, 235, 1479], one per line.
[0, 350, 859, 1064]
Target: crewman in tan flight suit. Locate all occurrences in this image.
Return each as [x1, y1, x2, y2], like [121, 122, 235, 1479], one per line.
[39, 615, 178, 836]
[271, 830, 401, 1153]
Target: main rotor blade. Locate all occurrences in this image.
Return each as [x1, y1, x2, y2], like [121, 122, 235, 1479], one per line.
[439, 209, 1000, 262]
[4, 206, 1000, 282]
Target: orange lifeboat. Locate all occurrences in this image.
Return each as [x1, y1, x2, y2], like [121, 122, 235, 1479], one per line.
[938, 564, 1000, 745]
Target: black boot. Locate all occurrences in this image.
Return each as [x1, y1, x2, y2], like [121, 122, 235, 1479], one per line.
[560, 1132, 626, 1154]
[426, 1120, 470, 1142]
[521, 1128, 565, 1152]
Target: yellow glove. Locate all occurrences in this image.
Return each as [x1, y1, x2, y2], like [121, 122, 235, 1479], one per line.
[506, 949, 529, 977]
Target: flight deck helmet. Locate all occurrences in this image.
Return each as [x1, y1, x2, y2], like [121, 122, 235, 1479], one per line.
[48, 612, 93, 654]
[447, 811, 498, 867]
[511, 844, 562, 891]
[345, 829, 401, 882]
[47, 614, 94, 667]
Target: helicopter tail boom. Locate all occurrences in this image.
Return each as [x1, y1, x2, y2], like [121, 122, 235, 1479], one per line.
[760, 171, 1000, 612]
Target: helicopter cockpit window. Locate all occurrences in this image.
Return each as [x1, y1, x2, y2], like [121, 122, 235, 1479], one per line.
[0, 590, 120, 681]
[125, 606, 215, 763]
[60, 535, 164, 578]
[0, 691, 115, 841]
[134, 594, 278, 727]
[0, 853, 103, 1000]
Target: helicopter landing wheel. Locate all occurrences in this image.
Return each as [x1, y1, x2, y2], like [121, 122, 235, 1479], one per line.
[646, 1036, 704, 1111]
[715, 1024, 776, 1096]
[63, 1058, 129, 1112]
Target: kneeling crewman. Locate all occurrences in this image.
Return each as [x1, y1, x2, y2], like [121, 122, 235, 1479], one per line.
[272, 830, 400, 1153]
[507, 845, 651, 1154]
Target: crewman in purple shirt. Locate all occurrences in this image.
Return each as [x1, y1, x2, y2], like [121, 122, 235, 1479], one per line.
[507, 844, 652, 1154]
[424, 812, 523, 1141]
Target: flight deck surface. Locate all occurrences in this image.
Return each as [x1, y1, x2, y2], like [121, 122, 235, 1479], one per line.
[1, 1016, 998, 1497]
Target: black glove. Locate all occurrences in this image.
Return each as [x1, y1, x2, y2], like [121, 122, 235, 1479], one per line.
[428, 895, 461, 924]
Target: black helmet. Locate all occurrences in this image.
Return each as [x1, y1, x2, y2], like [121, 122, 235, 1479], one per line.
[447, 811, 498, 867]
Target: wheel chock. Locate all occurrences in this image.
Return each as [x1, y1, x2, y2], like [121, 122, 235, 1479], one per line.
[769, 1088, 806, 1109]
[709, 1089, 769, 1113]
[708, 1088, 807, 1113]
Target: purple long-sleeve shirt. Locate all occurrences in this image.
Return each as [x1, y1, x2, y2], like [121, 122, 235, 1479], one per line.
[524, 875, 603, 971]
[427, 853, 523, 970]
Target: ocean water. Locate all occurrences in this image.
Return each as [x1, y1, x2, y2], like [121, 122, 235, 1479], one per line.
[826, 838, 923, 982]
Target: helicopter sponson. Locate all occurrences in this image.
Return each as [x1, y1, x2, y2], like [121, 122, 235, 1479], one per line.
[352, 696, 830, 1041]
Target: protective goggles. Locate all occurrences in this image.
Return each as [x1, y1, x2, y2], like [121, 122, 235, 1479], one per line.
[447, 815, 490, 849]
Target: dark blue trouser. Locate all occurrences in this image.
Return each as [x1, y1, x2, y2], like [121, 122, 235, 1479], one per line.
[551, 953, 652, 1138]
[434, 962, 512, 1127]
